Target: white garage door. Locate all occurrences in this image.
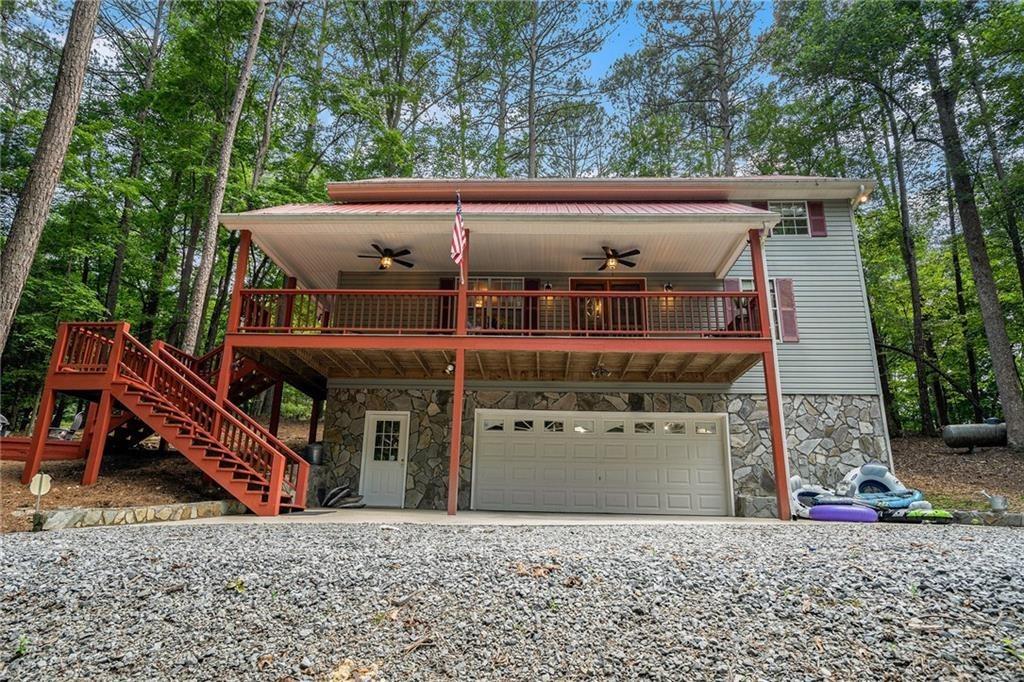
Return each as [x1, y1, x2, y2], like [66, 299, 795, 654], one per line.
[472, 409, 732, 516]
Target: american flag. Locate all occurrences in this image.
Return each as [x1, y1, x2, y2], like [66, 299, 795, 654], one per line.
[450, 191, 467, 282]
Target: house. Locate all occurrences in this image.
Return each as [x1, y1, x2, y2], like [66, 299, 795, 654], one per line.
[17, 176, 889, 520]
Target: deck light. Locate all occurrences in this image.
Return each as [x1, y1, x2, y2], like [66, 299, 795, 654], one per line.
[663, 283, 673, 292]
[445, 362, 455, 375]
[544, 282, 552, 290]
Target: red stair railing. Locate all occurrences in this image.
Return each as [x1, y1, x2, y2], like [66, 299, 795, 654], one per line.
[56, 322, 306, 511]
[153, 344, 308, 507]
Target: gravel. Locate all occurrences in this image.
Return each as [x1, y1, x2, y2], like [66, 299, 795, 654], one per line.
[2, 521, 1022, 680]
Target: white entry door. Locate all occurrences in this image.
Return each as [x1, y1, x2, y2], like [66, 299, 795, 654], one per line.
[472, 410, 732, 515]
[359, 411, 410, 507]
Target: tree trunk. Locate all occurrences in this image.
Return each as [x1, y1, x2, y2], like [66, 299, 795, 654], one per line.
[168, 176, 206, 346]
[924, 330, 950, 427]
[946, 169, 984, 422]
[495, 73, 509, 177]
[879, 94, 935, 436]
[252, 1, 303, 192]
[103, 0, 166, 319]
[525, 2, 539, 178]
[203, 234, 238, 352]
[871, 314, 903, 437]
[965, 44, 1024, 300]
[0, 0, 99, 354]
[923, 48, 1024, 448]
[182, 0, 268, 353]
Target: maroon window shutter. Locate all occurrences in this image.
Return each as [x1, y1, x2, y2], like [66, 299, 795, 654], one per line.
[751, 201, 769, 211]
[439, 277, 456, 330]
[776, 278, 799, 342]
[723, 277, 741, 329]
[524, 279, 541, 332]
[807, 201, 827, 237]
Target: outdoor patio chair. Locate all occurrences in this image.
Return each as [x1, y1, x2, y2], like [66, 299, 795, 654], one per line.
[49, 410, 85, 440]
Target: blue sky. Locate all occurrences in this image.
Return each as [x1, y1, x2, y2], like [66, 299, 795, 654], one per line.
[587, 2, 776, 79]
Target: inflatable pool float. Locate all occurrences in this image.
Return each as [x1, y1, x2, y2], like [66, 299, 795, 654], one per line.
[883, 508, 954, 524]
[808, 505, 878, 523]
[855, 489, 925, 510]
[836, 461, 906, 496]
[789, 475, 831, 519]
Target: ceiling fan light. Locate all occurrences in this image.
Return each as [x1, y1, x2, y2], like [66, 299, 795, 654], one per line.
[606, 258, 618, 270]
[380, 256, 394, 270]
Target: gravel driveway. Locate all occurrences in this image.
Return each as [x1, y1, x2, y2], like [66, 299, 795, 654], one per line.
[2, 521, 1022, 680]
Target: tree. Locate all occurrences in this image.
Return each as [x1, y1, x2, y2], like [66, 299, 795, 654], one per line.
[181, 0, 268, 353]
[519, 0, 625, 177]
[101, 0, 168, 319]
[916, 2, 1024, 447]
[0, 0, 99, 355]
[639, 0, 760, 176]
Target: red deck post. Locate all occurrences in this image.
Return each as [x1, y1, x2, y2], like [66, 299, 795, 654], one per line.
[749, 228, 791, 520]
[227, 229, 252, 334]
[447, 229, 470, 515]
[268, 275, 295, 435]
[82, 391, 113, 485]
[21, 323, 69, 484]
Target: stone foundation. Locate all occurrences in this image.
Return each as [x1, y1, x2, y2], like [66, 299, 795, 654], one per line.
[318, 387, 889, 515]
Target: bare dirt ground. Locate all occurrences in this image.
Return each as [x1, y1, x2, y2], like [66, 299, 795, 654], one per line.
[892, 436, 1024, 511]
[0, 421, 316, 533]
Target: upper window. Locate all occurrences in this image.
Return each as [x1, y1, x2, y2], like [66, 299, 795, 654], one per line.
[769, 201, 809, 236]
[740, 278, 781, 340]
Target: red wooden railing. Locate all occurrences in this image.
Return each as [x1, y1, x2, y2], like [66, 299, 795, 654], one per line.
[58, 322, 118, 372]
[235, 288, 762, 338]
[239, 289, 459, 334]
[55, 323, 307, 509]
[153, 345, 308, 507]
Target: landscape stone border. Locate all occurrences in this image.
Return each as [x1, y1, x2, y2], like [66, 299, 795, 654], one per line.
[950, 510, 1023, 527]
[35, 500, 247, 531]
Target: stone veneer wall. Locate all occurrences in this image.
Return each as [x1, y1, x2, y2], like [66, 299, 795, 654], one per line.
[316, 388, 889, 512]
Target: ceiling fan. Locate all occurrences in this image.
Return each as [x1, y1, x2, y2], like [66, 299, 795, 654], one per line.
[358, 244, 414, 270]
[581, 246, 640, 271]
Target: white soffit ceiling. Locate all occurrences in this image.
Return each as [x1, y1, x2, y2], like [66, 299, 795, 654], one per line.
[238, 216, 764, 290]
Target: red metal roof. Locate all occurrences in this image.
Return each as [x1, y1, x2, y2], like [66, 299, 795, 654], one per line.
[240, 201, 773, 217]
[322, 176, 873, 202]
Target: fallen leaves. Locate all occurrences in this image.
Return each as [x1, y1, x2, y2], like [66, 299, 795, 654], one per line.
[327, 658, 379, 682]
[512, 561, 560, 578]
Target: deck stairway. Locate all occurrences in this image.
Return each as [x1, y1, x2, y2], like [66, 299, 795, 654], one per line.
[34, 323, 307, 515]
[106, 342, 279, 451]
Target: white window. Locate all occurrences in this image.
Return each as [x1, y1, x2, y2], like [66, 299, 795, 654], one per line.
[604, 420, 625, 434]
[664, 421, 687, 435]
[572, 419, 594, 434]
[634, 421, 655, 434]
[740, 278, 781, 341]
[543, 419, 564, 433]
[695, 421, 718, 435]
[768, 201, 809, 236]
[468, 277, 525, 330]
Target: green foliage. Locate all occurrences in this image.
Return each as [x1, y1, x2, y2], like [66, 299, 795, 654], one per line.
[2, 0, 1022, 436]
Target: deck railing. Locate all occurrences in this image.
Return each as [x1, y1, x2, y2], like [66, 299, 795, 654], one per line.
[236, 288, 762, 337]
[53, 322, 307, 509]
